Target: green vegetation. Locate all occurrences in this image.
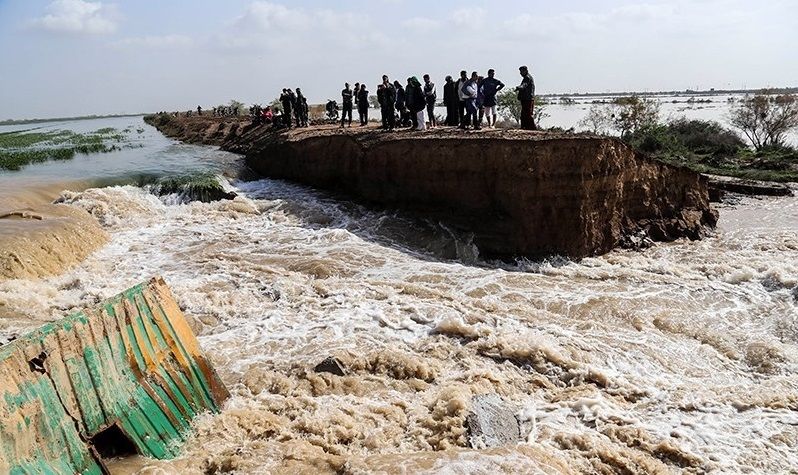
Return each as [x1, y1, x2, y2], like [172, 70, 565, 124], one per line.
[627, 118, 798, 182]
[576, 93, 798, 182]
[496, 90, 549, 126]
[0, 127, 129, 171]
[154, 172, 232, 202]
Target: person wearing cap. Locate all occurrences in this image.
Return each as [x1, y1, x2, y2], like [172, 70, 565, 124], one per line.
[516, 65, 536, 130]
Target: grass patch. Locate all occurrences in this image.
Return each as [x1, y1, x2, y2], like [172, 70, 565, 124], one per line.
[0, 127, 131, 171]
[626, 119, 798, 182]
[154, 172, 233, 202]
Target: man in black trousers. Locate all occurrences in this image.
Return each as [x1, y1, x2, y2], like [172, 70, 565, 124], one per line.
[341, 83, 354, 127]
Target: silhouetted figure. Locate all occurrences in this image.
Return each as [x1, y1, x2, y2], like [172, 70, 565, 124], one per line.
[443, 76, 457, 126]
[516, 65, 536, 130]
[197, 105, 202, 116]
[326, 100, 339, 121]
[296, 88, 309, 127]
[357, 84, 369, 126]
[423, 74, 437, 128]
[377, 84, 386, 128]
[341, 83, 354, 127]
[381, 75, 396, 131]
[481, 69, 505, 128]
[394, 80, 408, 127]
[280, 89, 293, 127]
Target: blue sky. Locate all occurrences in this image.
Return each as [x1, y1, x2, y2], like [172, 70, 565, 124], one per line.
[0, 0, 796, 119]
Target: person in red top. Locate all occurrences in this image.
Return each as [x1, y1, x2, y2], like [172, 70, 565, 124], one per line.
[262, 106, 274, 124]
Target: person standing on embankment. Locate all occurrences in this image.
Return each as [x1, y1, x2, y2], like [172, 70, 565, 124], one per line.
[423, 74, 437, 128]
[481, 69, 504, 128]
[357, 84, 369, 126]
[443, 76, 457, 126]
[516, 65, 536, 130]
[381, 76, 396, 131]
[341, 83, 354, 127]
[459, 72, 481, 130]
[456, 70, 468, 126]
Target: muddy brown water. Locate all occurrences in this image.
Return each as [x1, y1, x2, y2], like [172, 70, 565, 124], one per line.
[1, 117, 797, 473]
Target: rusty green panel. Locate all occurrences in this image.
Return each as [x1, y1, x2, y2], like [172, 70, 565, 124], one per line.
[0, 277, 229, 474]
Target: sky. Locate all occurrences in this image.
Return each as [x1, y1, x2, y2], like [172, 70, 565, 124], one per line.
[0, 0, 796, 119]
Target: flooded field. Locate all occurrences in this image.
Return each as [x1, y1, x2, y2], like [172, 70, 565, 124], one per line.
[1, 110, 797, 473]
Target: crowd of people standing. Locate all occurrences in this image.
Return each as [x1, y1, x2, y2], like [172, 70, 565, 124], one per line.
[260, 66, 536, 131]
[343, 66, 536, 131]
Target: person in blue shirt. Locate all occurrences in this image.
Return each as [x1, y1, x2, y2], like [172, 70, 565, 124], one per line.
[481, 69, 505, 128]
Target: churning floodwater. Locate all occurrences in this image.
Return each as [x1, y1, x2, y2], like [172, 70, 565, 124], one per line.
[1, 104, 797, 474]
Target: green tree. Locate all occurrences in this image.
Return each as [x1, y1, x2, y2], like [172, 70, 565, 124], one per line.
[729, 94, 798, 150]
[496, 90, 549, 127]
[578, 104, 613, 135]
[611, 96, 660, 139]
[228, 99, 245, 115]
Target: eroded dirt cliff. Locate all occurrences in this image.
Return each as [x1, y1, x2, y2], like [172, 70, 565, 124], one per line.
[145, 114, 717, 258]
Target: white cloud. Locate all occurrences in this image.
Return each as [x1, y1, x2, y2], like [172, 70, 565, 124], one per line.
[452, 7, 486, 28]
[220, 1, 372, 51]
[111, 35, 194, 49]
[402, 17, 440, 31]
[30, 0, 117, 35]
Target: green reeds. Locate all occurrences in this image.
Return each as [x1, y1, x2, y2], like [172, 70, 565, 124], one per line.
[0, 127, 130, 171]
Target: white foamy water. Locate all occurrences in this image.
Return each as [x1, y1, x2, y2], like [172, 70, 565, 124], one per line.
[1, 175, 796, 473]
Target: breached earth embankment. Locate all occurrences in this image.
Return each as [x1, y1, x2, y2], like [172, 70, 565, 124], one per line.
[145, 114, 718, 259]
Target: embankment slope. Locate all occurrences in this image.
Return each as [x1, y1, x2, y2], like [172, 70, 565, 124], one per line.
[146, 114, 717, 258]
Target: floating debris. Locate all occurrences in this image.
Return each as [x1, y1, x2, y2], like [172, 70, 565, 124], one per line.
[0, 277, 229, 473]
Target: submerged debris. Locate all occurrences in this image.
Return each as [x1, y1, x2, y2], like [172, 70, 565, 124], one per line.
[314, 356, 347, 376]
[0, 277, 229, 473]
[465, 394, 522, 449]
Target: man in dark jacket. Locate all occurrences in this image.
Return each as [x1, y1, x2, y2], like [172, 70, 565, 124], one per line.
[377, 84, 386, 128]
[287, 89, 300, 127]
[455, 70, 468, 126]
[381, 75, 396, 131]
[516, 66, 536, 130]
[481, 69, 505, 128]
[393, 80, 409, 127]
[280, 88, 293, 128]
[341, 83, 354, 127]
[443, 76, 457, 126]
[357, 84, 369, 126]
[423, 74, 437, 128]
[296, 88, 309, 127]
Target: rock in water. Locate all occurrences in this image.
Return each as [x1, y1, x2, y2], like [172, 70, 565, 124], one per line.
[466, 394, 521, 449]
[314, 356, 347, 376]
